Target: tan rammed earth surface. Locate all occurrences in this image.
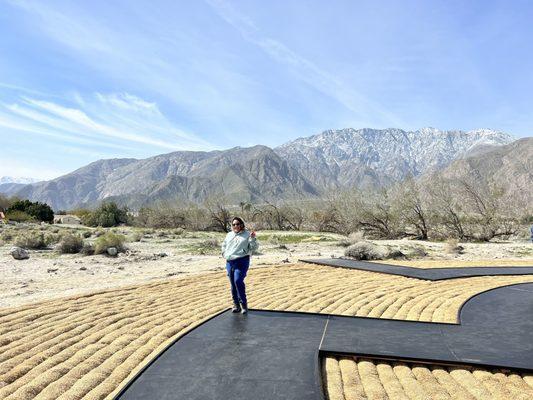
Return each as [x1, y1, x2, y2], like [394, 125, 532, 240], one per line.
[0, 263, 532, 399]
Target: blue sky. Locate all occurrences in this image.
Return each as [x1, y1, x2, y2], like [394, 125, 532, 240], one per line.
[1, 0, 532, 179]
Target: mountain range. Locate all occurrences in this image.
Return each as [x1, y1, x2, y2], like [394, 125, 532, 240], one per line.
[2, 127, 528, 211]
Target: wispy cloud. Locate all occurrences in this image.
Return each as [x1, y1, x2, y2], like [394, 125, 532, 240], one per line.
[1, 92, 214, 152]
[206, 0, 405, 127]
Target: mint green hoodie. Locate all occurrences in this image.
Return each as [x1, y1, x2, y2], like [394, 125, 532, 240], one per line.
[221, 230, 259, 260]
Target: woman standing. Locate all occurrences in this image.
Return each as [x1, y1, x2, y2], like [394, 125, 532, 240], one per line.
[221, 217, 258, 314]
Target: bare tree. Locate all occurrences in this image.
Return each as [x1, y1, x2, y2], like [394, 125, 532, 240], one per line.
[204, 198, 232, 232]
[357, 188, 403, 239]
[458, 179, 518, 241]
[393, 178, 430, 240]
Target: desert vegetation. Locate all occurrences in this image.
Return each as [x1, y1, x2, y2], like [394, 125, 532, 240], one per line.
[0, 196, 54, 223]
[67, 175, 528, 243]
[2, 170, 531, 244]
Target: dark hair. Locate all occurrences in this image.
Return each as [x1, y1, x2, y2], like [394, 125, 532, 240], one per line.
[232, 216, 245, 229]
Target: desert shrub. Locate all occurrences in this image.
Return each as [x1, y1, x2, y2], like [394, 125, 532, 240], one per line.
[7, 200, 54, 223]
[338, 231, 366, 247]
[1, 230, 14, 243]
[14, 231, 50, 249]
[57, 233, 84, 254]
[82, 202, 130, 227]
[187, 238, 220, 255]
[81, 243, 95, 256]
[348, 231, 365, 242]
[129, 231, 143, 242]
[82, 231, 92, 238]
[94, 232, 127, 254]
[44, 232, 62, 245]
[344, 241, 386, 260]
[405, 245, 428, 258]
[5, 210, 35, 223]
[445, 238, 464, 254]
[337, 239, 351, 247]
[94, 228, 105, 237]
[173, 228, 185, 236]
[202, 238, 219, 248]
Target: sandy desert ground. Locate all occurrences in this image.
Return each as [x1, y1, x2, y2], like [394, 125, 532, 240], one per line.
[1, 225, 532, 308]
[1, 225, 532, 399]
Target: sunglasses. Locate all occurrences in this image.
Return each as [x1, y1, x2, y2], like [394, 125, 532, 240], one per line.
[232, 223, 242, 226]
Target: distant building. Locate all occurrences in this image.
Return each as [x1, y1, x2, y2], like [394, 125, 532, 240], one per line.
[53, 214, 82, 225]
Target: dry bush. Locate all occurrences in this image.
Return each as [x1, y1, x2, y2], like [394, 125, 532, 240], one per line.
[44, 232, 62, 245]
[339, 231, 367, 247]
[94, 228, 105, 237]
[14, 231, 49, 249]
[344, 241, 386, 260]
[404, 244, 428, 259]
[202, 238, 219, 247]
[136, 206, 188, 229]
[445, 238, 464, 254]
[348, 231, 365, 242]
[57, 233, 84, 254]
[173, 228, 185, 236]
[0, 230, 14, 243]
[80, 242, 95, 256]
[129, 232, 143, 242]
[94, 232, 127, 254]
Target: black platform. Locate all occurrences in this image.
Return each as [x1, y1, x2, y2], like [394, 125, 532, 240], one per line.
[301, 258, 533, 280]
[116, 283, 533, 400]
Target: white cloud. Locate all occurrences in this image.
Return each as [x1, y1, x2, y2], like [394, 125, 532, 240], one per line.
[1, 93, 214, 152]
[206, 0, 405, 127]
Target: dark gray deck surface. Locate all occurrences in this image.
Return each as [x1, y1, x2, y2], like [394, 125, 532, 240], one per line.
[322, 283, 533, 369]
[116, 283, 533, 399]
[301, 258, 533, 280]
[117, 311, 328, 400]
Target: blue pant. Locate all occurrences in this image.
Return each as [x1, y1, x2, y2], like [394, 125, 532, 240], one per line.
[226, 256, 250, 306]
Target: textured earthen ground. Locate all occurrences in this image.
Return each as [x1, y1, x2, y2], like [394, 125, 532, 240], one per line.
[1, 263, 532, 399]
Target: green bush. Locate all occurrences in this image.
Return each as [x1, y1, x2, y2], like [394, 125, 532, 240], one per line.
[94, 232, 127, 254]
[14, 231, 50, 249]
[57, 233, 84, 254]
[82, 202, 130, 227]
[5, 210, 35, 223]
[82, 231, 92, 238]
[8, 200, 54, 223]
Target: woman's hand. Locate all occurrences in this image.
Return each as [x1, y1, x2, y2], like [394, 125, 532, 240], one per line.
[250, 231, 256, 239]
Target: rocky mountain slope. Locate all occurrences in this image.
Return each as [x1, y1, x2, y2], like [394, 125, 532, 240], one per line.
[275, 128, 513, 188]
[431, 137, 533, 205]
[4, 127, 520, 210]
[12, 146, 318, 210]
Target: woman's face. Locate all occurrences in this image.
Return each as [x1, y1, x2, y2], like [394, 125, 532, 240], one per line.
[231, 220, 243, 233]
